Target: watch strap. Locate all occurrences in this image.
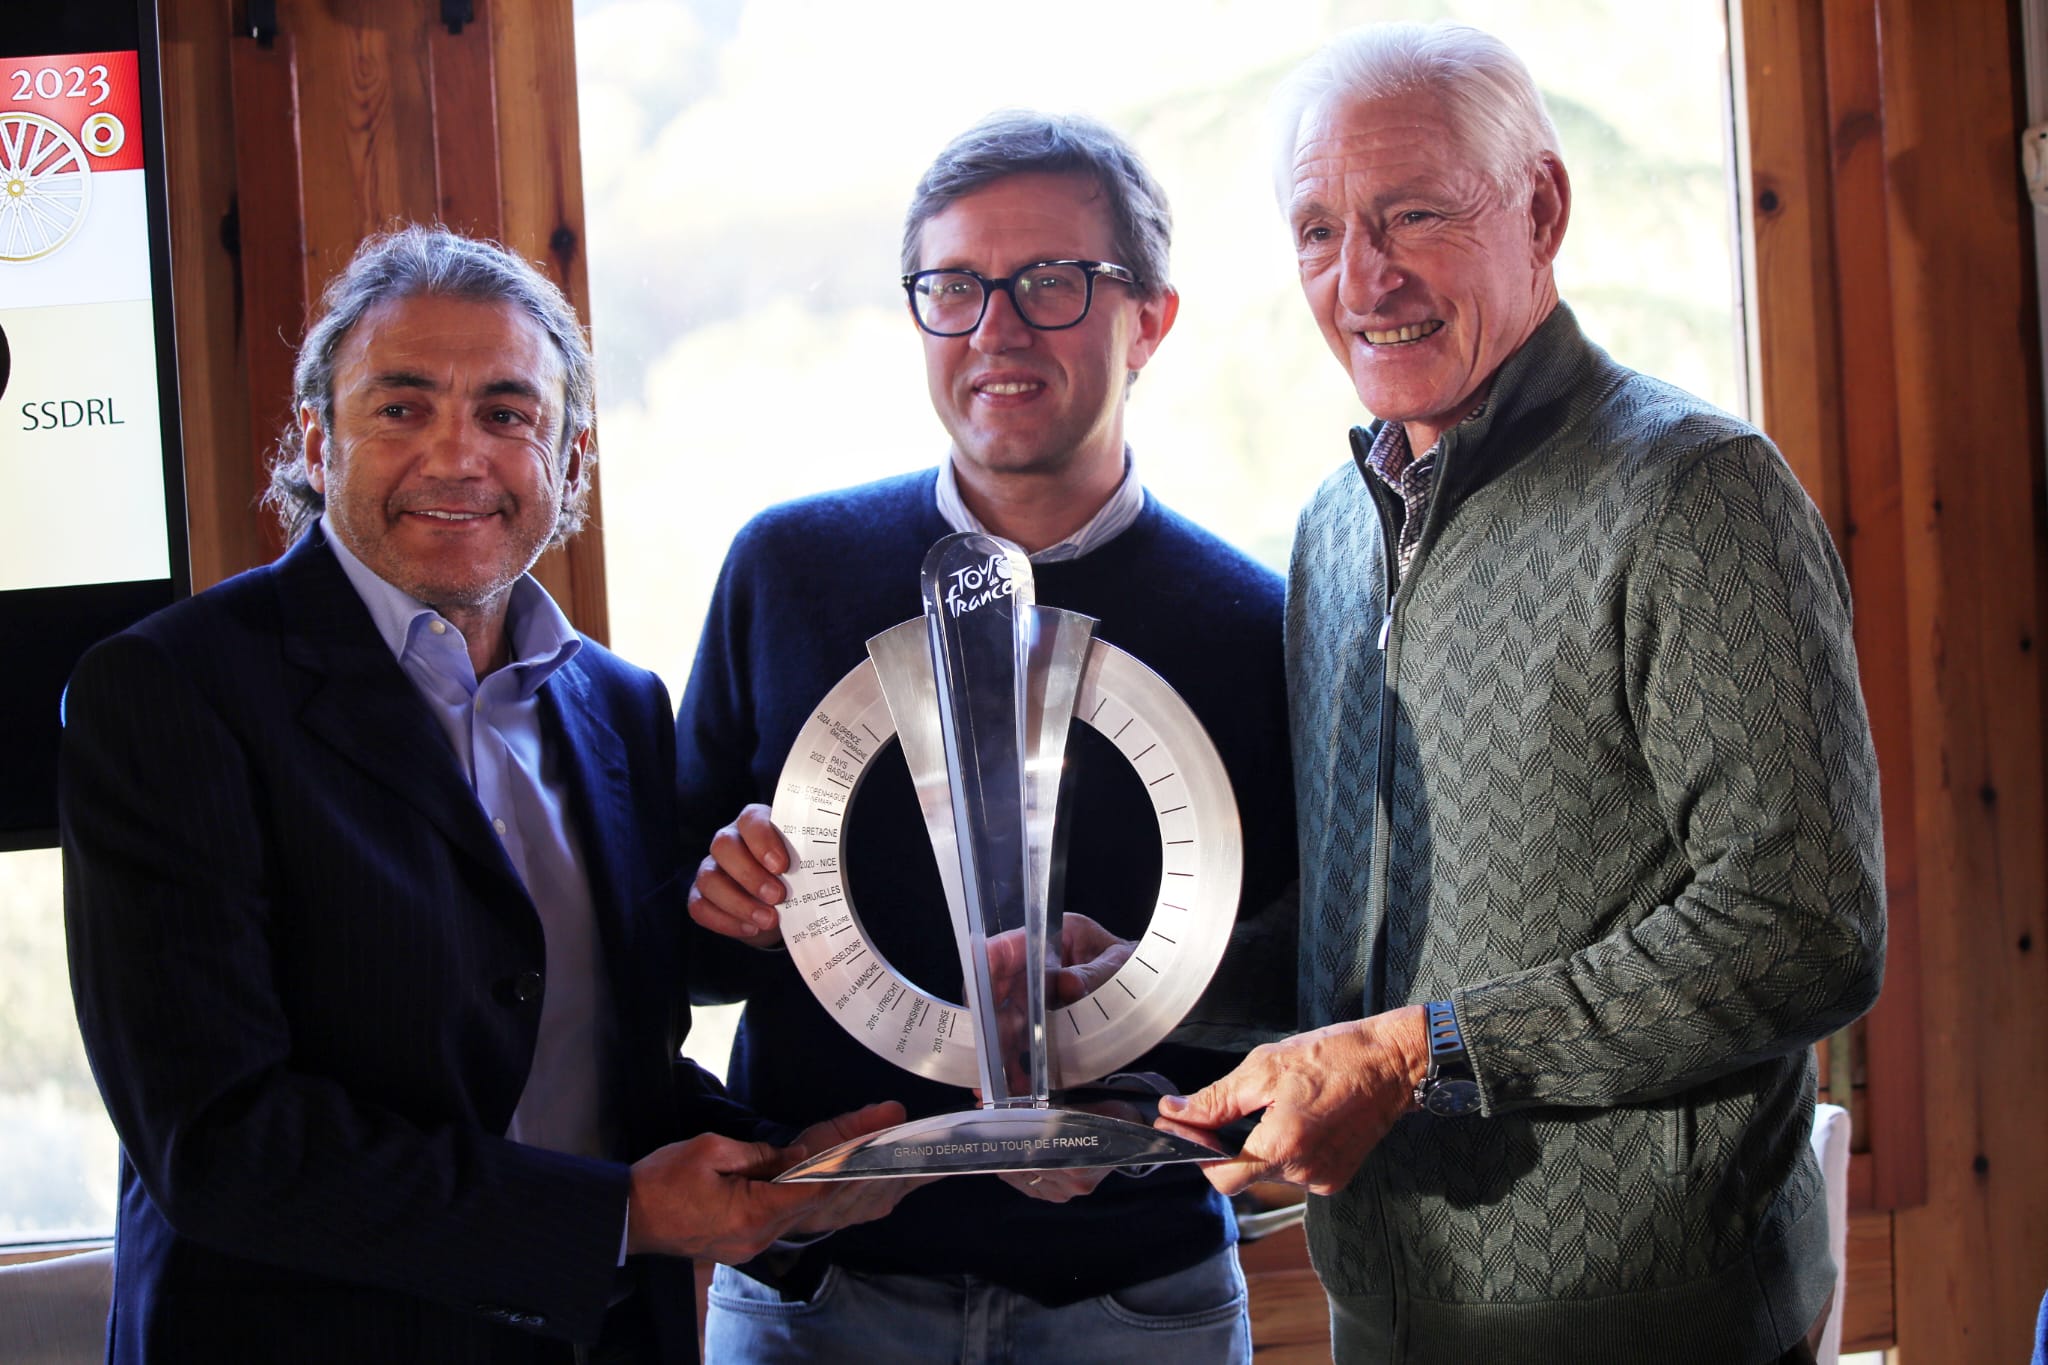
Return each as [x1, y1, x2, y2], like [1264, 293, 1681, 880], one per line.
[1413, 999, 1482, 1117]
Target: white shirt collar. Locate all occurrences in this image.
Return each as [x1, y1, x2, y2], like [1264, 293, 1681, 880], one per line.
[933, 449, 1145, 563]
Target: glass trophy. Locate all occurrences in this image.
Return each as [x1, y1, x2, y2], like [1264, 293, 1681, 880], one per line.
[772, 532, 1242, 1179]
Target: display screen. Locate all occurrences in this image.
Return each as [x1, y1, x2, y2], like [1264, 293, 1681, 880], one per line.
[1, 47, 170, 590]
[0, 2, 185, 849]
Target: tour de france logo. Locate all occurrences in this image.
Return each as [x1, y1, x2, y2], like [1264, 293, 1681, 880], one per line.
[942, 552, 1016, 618]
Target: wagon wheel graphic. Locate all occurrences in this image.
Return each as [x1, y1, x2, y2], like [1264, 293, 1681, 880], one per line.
[0, 112, 93, 264]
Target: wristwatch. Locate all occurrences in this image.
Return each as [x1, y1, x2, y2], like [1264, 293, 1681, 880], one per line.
[1412, 1000, 1482, 1117]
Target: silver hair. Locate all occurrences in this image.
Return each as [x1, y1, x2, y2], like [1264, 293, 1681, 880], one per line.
[262, 225, 597, 548]
[1270, 22, 1563, 206]
[901, 110, 1173, 298]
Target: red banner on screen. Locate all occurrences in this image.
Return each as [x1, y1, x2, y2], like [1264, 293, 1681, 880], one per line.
[2, 50, 144, 175]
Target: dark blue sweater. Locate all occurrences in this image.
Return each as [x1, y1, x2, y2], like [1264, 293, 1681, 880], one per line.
[677, 470, 1294, 1304]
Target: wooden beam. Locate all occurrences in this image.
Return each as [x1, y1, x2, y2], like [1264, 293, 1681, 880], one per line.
[428, 6, 503, 238]
[1737, 0, 1930, 1224]
[1731, 0, 1847, 533]
[160, 0, 260, 590]
[226, 27, 307, 567]
[490, 0, 607, 641]
[1819, 0, 1927, 1215]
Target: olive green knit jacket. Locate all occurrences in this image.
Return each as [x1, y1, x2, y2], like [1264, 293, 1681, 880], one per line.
[1286, 305, 1885, 1364]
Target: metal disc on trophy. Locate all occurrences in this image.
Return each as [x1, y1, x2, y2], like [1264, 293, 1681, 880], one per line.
[770, 532, 1242, 1180]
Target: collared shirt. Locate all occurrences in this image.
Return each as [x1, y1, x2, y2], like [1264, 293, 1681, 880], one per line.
[935, 447, 1144, 561]
[1361, 420, 1440, 578]
[1361, 406, 1486, 578]
[321, 516, 617, 1161]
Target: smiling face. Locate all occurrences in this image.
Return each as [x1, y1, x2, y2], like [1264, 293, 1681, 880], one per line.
[304, 293, 586, 620]
[915, 171, 1175, 507]
[1288, 89, 1568, 452]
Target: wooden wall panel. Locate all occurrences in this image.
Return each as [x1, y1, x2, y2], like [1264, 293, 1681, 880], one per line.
[164, 0, 608, 640]
[1736, 0, 1929, 1225]
[1738, 0, 2048, 1356]
[1874, 0, 2048, 1358]
[289, 1, 439, 279]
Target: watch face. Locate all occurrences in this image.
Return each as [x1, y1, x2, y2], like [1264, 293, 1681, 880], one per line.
[1422, 1079, 1483, 1117]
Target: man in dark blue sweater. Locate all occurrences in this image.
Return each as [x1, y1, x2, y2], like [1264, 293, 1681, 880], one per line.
[676, 113, 1296, 1362]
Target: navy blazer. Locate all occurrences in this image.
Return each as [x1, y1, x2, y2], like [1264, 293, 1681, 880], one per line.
[60, 529, 749, 1364]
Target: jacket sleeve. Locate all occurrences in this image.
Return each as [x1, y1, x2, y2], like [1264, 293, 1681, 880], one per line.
[61, 631, 628, 1344]
[1455, 435, 1886, 1111]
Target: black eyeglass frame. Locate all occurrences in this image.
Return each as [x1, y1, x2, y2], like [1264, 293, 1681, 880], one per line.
[899, 259, 1143, 337]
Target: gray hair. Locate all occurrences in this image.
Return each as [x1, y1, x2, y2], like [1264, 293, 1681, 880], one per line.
[262, 225, 597, 548]
[901, 110, 1173, 299]
[1271, 23, 1562, 205]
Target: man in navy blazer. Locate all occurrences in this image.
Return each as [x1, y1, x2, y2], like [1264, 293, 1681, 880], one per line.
[60, 227, 906, 1364]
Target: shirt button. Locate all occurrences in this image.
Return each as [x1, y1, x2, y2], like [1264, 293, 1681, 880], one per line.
[429, 620, 447, 636]
[493, 817, 507, 836]
[473, 696, 485, 710]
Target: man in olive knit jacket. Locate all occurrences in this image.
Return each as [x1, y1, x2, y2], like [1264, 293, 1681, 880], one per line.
[1158, 23, 1884, 1364]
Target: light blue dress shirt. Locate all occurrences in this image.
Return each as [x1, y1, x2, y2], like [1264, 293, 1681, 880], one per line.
[321, 516, 617, 1161]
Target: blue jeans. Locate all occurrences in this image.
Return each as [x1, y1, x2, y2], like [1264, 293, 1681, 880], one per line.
[704, 1244, 1251, 1364]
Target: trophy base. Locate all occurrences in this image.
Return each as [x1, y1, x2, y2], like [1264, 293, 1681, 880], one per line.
[775, 1096, 1232, 1181]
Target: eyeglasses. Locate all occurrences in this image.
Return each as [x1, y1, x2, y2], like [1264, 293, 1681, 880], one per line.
[901, 260, 1141, 337]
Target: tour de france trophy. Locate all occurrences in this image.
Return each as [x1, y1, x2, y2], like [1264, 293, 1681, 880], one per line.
[771, 530, 1243, 1180]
